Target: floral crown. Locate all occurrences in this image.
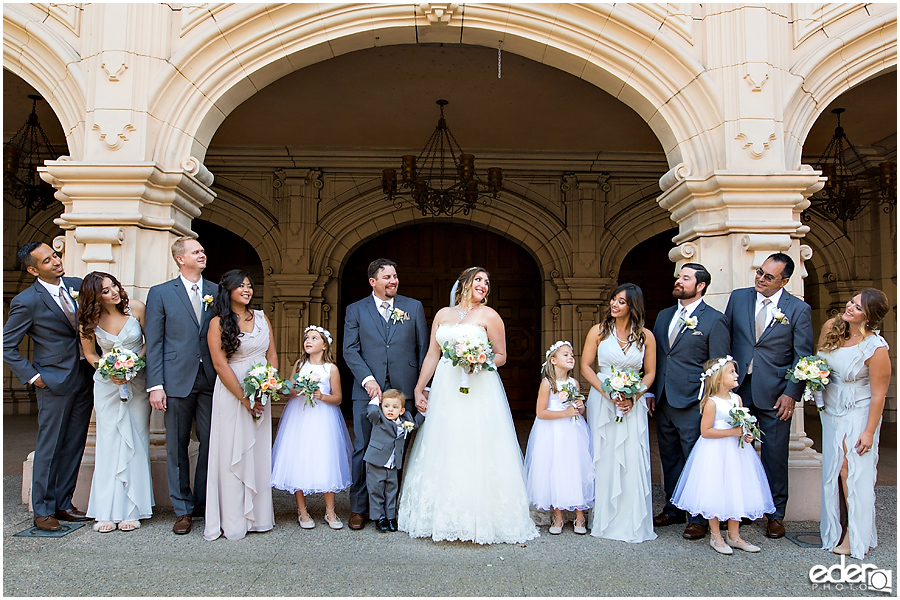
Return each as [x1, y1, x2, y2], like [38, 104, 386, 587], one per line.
[698, 355, 734, 400]
[304, 325, 332, 346]
[545, 340, 572, 359]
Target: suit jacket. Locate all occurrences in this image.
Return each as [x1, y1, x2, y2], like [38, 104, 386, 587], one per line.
[3, 277, 84, 394]
[342, 294, 429, 401]
[724, 287, 814, 408]
[144, 276, 218, 398]
[363, 404, 425, 467]
[651, 300, 730, 409]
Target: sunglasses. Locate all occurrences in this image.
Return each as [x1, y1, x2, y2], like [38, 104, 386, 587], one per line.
[755, 268, 782, 283]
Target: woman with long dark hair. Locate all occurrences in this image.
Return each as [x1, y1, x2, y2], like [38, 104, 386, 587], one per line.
[817, 288, 891, 558]
[204, 270, 278, 540]
[78, 272, 153, 533]
[580, 282, 657, 542]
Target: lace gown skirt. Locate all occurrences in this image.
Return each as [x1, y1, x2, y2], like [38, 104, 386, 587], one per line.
[205, 311, 275, 541]
[86, 316, 154, 523]
[586, 335, 656, 543]
[398, 324, 538, 545]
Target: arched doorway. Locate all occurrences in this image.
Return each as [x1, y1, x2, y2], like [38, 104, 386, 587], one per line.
[617, 228, 680, 329]
[339, 223, 541, 416]
[192, 219, 265, 304]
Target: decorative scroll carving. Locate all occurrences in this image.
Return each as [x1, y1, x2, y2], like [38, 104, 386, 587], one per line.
[735, 131, 777, 159]
[659, 163, 691, 192]
[92, 123, 136, 151]
[743, 65, 769, 91]
[101, 59, 128, 82]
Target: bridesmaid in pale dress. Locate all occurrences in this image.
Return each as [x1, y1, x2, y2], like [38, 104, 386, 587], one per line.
[78, 272, 153, 533]
[817, 288, 891, 559]
[205, 270, 277, 540]
[580, 283, 657, 542]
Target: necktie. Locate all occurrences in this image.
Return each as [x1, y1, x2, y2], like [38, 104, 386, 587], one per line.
[191, 283, 202, 322]
[380, 301, 391, 322]
[755, 298, 771, 340]
[668, 307, 684, 347]
[59, 286, 77, 330]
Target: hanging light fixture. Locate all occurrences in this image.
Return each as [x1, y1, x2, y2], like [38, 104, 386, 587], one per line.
[4, 95, 61, 215]
[808, 107, 896, 224]
[382, 99, 502, 216]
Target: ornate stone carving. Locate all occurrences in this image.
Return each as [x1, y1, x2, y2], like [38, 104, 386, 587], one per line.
[92, 123, 136, 151]
[659, 162, 691, 192]
[735, 131, 777, 159]
[743, 65, 769, 91]
[419, 3, 458, 24]
[101, 59, 128, 82]
[73, 226, 125, 263]
[181, 156, 214, 186]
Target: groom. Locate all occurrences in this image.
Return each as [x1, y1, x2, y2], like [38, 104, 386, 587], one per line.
[145, 236, 218, 535]
[343, 258, 428, 530]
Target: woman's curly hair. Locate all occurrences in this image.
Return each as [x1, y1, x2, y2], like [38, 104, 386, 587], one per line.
[77, 272, 129, 340]
[214, 269, 253, 358]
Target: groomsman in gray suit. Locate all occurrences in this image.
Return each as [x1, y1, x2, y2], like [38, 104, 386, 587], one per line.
[649, 263, 729, 540]
[145, 237, 218, 535]
[3, 242, 93, 530]
[724, 252, 813, 539]
[343, 258, 428, 530]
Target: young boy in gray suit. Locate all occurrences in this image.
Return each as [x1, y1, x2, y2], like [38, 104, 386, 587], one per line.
[365, 390, 425, 532]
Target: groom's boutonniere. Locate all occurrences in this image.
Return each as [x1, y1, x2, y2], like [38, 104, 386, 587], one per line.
[390, 308, 410, 324]
[202, 294, 214, 310]
[773, 308, 789, 325]
[68, 288, 79, 303]
[679, 315, 698, 330]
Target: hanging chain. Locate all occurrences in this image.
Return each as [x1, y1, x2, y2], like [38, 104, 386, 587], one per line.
[497, 41, 502, 79]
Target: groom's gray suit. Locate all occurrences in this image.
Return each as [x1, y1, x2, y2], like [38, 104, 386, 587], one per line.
[3, 277, 93, 517]
[343, 294, 428, 514]
[144, 276, 218, 516]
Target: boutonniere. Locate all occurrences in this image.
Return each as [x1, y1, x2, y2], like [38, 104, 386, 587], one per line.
[390, 308, 410, 324]
[679, 315, 698, 330]
[202, 294, 214, 310]
[68, 288, 79, 303]
[773, 308, 789, 325]
[401, 420, 415, 436]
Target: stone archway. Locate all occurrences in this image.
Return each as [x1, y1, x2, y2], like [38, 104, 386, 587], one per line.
[338, 223, 542, 415]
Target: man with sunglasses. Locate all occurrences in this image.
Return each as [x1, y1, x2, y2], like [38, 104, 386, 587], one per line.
[723, 252, 813, 539]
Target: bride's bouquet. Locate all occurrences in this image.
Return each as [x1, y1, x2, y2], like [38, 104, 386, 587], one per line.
[440, 337, 496, 394]
[96, 347, 146, 401]
[727, 406, 763, 448]
[559, 380, 585, 424]
[283, 371, 321, 407]
[242, 363, 287, 418]
[785, 355, 831, 412]
[600, 367, 645, 422]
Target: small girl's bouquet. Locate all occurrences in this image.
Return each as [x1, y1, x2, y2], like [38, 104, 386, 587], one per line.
[727, 406, 763, 448]
[440, 337, 496, 394]
[600, 367, 645, 422]
[96, 347, 146, 401]
[785, 355, 831, 411]
[284, 371, 322, 407]
[559, 380, 585, 424]
[242, 363, 286, 418]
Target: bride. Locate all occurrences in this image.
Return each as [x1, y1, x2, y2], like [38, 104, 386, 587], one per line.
[398, 267, 539, 544]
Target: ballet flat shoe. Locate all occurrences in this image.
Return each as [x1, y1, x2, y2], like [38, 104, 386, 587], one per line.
[710, 535, 733, 555]
[726, 533, 760, 552]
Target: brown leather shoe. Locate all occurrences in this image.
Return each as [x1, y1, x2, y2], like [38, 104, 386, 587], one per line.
[173, 514, 192, 535]
[682, 523, 708, 539]
[653, 512, 686, 527]
[348, 512, 367, 530]
[55, 507, 91, 522]
[34, 515, 62, 531]
[765, 519, 785, 539]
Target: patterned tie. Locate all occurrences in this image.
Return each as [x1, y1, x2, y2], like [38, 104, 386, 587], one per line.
[380, 301, 391, 322]
[59, 286, 77, 330]
[668, 307, 684, 347]
[191, 283, 202, 323]
[755, 298, 771, 340]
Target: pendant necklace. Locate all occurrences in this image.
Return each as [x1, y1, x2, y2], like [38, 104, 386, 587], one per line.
[456, 304, 472, 322]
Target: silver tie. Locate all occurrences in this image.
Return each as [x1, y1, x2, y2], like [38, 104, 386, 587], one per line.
[755, 298, 771, 340]
[668, 307, 684, 347]
[380, 301, 391, 322]
[191, 283, 202, 322]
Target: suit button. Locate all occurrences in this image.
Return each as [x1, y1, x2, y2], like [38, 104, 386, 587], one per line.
[386, 345, 390, 348]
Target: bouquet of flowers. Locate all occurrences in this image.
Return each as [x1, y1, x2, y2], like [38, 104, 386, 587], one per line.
[284, 371, 322, 407]
[600, 367, 645, 422]
[242, 363, 286, 418]
[785, 355, 831, 412]
[727, 406, 763, 448]
[96, 347, 146, 401]
[440, 337, 496, 394]
[559, 380, 585, 424]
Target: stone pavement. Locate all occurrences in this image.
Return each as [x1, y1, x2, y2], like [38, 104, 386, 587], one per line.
[3, 472, 896, 597]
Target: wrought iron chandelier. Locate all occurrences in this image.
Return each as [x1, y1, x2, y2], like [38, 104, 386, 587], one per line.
[808, 108, 896, 224]
[382, 99, 502, 216]
[4, 95, 61, 215]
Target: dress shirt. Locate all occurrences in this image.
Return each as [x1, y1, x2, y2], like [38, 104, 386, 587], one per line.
[755, 288, 784, 332]
[667, 296, 703, 340]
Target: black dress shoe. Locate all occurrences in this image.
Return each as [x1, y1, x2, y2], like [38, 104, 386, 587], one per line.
[388, 518, 398, 532]
[376, 517, 390, 532]
[653, 512, 686, 527]
[55, 508, 91, 522]
[191, 505, 206, 519]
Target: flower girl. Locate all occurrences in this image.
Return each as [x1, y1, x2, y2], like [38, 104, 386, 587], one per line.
[671, 356, 774, 554]
[524, 341, 594, 535]
[271, 325, 352, 529]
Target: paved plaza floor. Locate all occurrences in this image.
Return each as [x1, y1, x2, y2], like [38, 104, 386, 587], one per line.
[3, 414, 897, 597]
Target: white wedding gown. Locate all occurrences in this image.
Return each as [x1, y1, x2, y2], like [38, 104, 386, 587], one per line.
[398, 323, 539, 544]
